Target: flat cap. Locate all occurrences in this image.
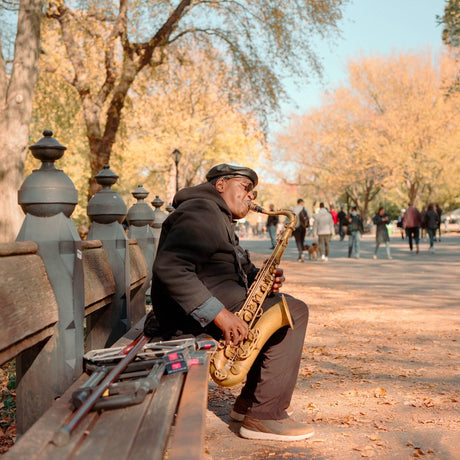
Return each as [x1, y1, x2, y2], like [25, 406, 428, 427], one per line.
[206, 163, 258, 186]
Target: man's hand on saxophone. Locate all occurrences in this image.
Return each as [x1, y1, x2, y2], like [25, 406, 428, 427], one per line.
[213, 308, 249, 346]
[270, 267, 285, 294]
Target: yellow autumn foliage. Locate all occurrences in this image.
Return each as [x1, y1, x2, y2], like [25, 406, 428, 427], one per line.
[277, 50, 460, 217]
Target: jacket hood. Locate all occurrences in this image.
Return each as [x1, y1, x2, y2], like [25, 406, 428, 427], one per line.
[172, 182, 232, 218]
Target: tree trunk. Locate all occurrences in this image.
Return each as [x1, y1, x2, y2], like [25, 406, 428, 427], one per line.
[408, 181, 419, 206]
[0, 0, 43, 242]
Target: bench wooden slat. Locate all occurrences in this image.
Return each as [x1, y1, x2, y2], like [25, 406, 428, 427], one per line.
[72, 372, 185, 460]
[0, 241, 38, 256]
[82, 241, 116, 314]
[3, 374, 89, 459]
[1, 326, 55, 367]
[168, 355, 210, 460]
[40, 411, 100, 460]
[128, 240, 147, 291]
[71, 385, 154, 460]
[0, 245, 58, 366]
[128, 373, 185, 460]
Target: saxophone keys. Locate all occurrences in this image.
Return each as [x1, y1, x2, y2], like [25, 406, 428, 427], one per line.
[243, 311, 253, 322]
[223, 344, 238, 359]
[237, 343, 250, 359]
[213, 368, 228, 381]
[230, 364, 240, 375]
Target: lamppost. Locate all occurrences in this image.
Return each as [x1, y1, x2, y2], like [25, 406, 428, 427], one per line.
[172, 148, 182, 193]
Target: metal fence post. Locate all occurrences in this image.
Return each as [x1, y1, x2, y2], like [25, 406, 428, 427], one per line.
[151, 195, 168, 251]
[86, 165, 129, 348]
[15, 130, 84, 434]
[127, 185, 155, 325]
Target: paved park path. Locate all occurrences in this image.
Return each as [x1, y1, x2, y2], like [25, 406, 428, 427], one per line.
[204, 233, 460, 460]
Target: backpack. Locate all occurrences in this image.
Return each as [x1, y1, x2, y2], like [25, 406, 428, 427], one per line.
[349, 215, 361, 232]
[299, 208, 310, 228]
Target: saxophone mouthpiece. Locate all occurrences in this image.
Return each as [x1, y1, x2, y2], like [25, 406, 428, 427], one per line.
[249, 202, 264, 213]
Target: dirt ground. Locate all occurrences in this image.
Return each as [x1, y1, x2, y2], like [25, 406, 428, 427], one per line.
[1, 234, 458, 459]
[204, 234, 460, 460]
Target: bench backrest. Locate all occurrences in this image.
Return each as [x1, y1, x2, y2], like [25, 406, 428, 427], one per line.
[0, 241, 58, 366]
[0, 239, 149, 366]
[0, 236, 150, 433]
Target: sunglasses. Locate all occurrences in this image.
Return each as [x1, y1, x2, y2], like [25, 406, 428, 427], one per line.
[224, 177, 257, 198]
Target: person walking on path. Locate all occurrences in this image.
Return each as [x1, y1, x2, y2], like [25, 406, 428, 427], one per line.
[330, 205, 339, 237]
[435, 203, 443, 242]
[313, 202, 334, 262]
[373, 207, 392, 260]
[403, 203, 422, 254]
[424, 203, 441, 252]
[420, 206, 427, 240]
[266, 203, 279, 249]
[337, 206, 347, 241]
[292, 199, 310, 262]
[396, 209, 406, 240]
[347, 206, 364, 259]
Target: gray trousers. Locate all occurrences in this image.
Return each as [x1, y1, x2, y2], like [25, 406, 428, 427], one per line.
[318, 234, 331, 256]
[233, 293, 309, 420]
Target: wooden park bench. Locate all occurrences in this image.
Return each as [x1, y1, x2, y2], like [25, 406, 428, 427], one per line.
[0, 239, 210, 460]
[1, 131, 210, 459]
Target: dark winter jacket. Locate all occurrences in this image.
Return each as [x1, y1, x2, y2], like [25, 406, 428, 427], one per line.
[347, 214, 364, 234]
[146, 182, 258, 339]
[423, 209, 440, 230]
[266, 214, 279, 227]
[337, 210, 347, 225]
[373, 213, 390, 244]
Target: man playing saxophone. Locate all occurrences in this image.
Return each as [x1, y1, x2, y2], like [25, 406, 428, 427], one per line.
[144, 163, 313, 441]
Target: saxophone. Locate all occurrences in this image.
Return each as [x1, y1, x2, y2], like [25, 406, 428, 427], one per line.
[209, 202, 297, 387]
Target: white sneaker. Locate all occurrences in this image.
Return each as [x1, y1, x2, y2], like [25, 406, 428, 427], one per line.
[373, 254, 377, 260]
[324, 256, 328, 262]
[321, 254, 326, 261]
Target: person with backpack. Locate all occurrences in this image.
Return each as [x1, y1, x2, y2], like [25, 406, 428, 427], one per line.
[424, 203, 441, 252]
[312, 202, 334, 262]
[396, 209, 405, 240]
[337, 205, 348, 241]
[292, 198, 310, 262]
